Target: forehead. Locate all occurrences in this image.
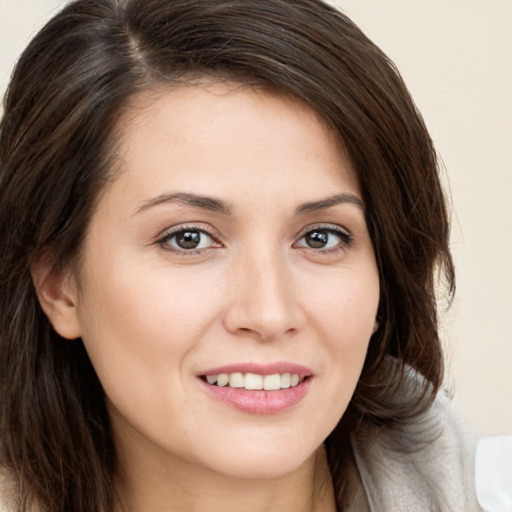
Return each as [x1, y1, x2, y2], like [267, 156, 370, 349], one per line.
[107, 82, 360, 209]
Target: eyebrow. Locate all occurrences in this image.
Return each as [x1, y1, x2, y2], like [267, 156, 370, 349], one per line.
[295, 193, 365, 215]
[134, 191, 364, 216]
[134, 192, 232, 216]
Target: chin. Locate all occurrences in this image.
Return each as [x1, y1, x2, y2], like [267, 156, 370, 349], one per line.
[195, 434, 321, 480]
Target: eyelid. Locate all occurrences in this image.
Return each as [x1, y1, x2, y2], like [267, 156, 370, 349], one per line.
[296, 223, 351, 239]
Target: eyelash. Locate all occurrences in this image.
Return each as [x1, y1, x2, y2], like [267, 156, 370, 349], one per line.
[156, 225, 221, 256]
[294, 224, 353, 253]
[156, 224, 353, 256]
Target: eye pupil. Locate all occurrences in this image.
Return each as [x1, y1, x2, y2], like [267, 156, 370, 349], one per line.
[176, 231, 201, 249]
[306, 230, 328, 248]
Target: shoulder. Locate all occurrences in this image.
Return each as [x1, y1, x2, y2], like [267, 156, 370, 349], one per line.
[352, 385, 481, 511]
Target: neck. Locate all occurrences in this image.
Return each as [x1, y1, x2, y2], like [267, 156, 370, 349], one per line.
[113, 446, 336, 512]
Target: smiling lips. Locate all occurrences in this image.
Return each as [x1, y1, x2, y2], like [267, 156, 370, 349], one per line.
[199, 363, 312, 415]
[205, 372, 304, 390]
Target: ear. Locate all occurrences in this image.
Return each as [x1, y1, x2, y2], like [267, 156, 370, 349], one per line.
[31, 250, 82, 340]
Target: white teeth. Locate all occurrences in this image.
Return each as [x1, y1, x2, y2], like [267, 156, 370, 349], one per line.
[228, 372, 244, 388]
[244, 373, 263, 390]
[217, 374, 229, 387]
[205, 372, 304, 390]
[263, 373, 281, 391]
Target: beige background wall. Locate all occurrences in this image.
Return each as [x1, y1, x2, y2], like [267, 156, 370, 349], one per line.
[1, 0, 511, 435]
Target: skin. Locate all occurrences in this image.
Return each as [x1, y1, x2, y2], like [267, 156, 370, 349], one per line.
[35, 83, 379, 512]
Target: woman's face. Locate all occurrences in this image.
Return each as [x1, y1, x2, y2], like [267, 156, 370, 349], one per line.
[69, 84, 379, 480]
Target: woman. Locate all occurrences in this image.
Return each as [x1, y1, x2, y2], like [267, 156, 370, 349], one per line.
[0, 0, 498, 510]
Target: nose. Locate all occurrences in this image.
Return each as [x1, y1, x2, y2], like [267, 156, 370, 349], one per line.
[222, 249, 301, 341]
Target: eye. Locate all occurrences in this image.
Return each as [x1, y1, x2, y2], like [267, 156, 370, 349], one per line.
[157, 227, 220, 252]
[295, 226, 351, 251]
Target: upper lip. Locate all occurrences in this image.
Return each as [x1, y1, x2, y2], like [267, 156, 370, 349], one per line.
[199, 362, 313, 377]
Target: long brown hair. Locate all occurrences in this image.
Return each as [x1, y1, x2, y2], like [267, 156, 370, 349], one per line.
[0, 0, 454, 510]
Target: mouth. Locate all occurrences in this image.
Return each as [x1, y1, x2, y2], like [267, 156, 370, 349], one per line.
[198, 363, 313, 415]
[200, 372, 307, 390]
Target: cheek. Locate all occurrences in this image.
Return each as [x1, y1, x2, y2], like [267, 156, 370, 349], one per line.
[74, 257, 227, 453]
[306, 266, 379, 396]
[74, 254, 224, 408]
[308, 265, 380, 339]
[79, 254, 221, 344]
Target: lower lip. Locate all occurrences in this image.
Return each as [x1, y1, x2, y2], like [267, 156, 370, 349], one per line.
[200, 378, 312, 415]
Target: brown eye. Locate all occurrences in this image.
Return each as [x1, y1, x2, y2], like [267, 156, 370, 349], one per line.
[304, 230, 330, 248]
[296, 226, 352, 251]
[175, 230, 202, 249]
[159, 228, 218, 252]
